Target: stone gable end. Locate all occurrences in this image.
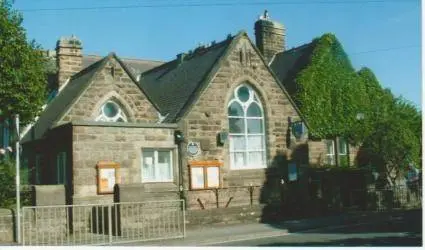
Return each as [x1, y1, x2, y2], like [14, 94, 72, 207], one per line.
[60, 57, 159, 123]
[180, 35, 308, 187]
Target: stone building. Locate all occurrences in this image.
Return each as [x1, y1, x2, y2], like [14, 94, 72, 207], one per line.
[21, 12, 356, 208]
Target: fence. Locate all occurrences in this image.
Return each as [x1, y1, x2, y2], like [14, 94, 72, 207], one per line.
[348, 185, 422, 212]
[22, 199, 185, 246]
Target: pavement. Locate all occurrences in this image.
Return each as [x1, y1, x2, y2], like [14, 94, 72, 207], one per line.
[122, 209, 422, 246]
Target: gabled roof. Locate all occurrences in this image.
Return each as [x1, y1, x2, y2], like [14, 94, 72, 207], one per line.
[270, 41, 317, 97]
[139, 35, 236, 122]
[21, 53, 152, 143]
[83, 55, 164, 77]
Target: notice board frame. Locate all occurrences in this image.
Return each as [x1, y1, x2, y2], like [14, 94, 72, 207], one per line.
[97, 161, 120, 195]
[188, 160, 223, 190]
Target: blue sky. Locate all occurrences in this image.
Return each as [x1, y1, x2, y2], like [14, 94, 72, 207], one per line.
[13, 0, 421, 107]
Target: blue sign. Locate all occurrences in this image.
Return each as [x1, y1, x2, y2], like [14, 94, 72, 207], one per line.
[288, 163, 297, 181]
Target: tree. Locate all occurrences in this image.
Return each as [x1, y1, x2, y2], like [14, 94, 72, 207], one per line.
[358, 97, 421, 187]
[0, 0, 48, 125]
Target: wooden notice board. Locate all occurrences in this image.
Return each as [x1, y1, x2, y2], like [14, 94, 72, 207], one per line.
[188, 160, 222, 190]
[97, 161, 120, 194]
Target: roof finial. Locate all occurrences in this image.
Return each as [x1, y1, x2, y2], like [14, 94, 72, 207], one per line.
[258, 10, 270, 20]
[264, 10, 269, 20]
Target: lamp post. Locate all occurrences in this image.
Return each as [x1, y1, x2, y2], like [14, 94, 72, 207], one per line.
[14, 114, 21, 244]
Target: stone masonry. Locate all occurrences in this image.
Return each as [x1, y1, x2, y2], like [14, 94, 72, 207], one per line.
[179, 34, 309, 209]
[72, 123, 177, 204]
[60, 56, 159, 123]
[56, 36, 83, 88]
[254, 16, 285, 63]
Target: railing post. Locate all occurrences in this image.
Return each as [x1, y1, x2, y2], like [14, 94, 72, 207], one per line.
[21, 208, 25, 246]
[182, 200, 186, 238]
[108, 205, 112, 245]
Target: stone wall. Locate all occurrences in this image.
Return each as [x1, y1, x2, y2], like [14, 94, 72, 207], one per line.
[56, 36, 83, 88]
[61, 56, 158, 123]
[72, 123, 177, 204]
[179, 35, 309, 194]
[0, 209, 14, 243]
[254, 18, 285, 63]
[309, 139, 359, 167]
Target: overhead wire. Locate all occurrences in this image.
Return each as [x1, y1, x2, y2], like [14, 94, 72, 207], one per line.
[17, 0, 419, 12]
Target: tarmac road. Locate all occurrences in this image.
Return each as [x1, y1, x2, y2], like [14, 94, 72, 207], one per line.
[210, 210, 422, 246]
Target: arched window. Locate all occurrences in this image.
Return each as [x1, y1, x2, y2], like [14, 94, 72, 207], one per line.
[95, 100, 127, 122]
[228, 84, 266, 169]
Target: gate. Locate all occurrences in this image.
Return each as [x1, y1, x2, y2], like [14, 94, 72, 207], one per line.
[22, 200, 185, 246]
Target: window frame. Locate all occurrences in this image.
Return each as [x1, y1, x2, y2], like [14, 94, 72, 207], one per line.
[95, 100, 128, 122]
[325, 140, 335, 165]
[338, 138, 348, 156]
[141, 148, 174, 183]
[228, 84, 267, 170]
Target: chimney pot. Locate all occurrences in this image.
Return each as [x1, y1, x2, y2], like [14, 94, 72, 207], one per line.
[56, 35, 83, 89]
[254, 11, 285, 63]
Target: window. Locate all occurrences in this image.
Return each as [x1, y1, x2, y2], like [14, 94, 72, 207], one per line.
[95, 101, 127, 122]
[338, 138, 348, 166]
[56, 152, 66, 185]
[228, 84, 266, 169]
[325, 138, 348, 166]
[142, 149, 173, 182]
[325, 140, 335, 165]
[338, 138, 347, 155]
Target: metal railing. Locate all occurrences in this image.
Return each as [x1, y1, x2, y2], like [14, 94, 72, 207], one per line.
[22, 199, 185, 246]
[349, 185, 422, 212]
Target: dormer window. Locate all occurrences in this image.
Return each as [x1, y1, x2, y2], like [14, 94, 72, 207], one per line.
[96, 101, 127, 122]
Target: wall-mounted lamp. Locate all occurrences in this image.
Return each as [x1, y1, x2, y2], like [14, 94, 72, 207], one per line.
[217, 131, 228, 146]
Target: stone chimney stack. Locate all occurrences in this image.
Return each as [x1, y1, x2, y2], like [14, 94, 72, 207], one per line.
[254, 10, 285, 63]
[56, 35, 83, 88]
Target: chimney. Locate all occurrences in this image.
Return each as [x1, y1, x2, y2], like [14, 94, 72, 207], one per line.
[56, 35, 83, 88]
[254, 10, 285, 63]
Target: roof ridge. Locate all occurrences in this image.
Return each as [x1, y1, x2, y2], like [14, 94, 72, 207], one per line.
[281, 41, 316, 54]
[53, 55, 110, 125]
[140, 34, 236, 78]
[112, 53, 162, 112]
[172, 31, 245, 121]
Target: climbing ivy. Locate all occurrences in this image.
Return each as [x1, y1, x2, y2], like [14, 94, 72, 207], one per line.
[295, 33, 360, 139]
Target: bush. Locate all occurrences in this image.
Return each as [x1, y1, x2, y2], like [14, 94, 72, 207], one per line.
[0, 159, 16, 208]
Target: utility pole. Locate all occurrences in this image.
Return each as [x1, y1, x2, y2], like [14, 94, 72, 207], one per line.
[15, 114, 20, 244]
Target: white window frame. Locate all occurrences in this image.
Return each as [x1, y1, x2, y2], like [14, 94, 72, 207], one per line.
[56, 151, 66, 185]
[325, 140, 335, 165]
[338, 138, 347, 156]
[141, 148, 174, 183]
[228, 84, 266, 170]
[95, 100, 127, 122]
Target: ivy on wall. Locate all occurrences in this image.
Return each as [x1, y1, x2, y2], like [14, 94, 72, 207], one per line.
[293, 33, 421, 184]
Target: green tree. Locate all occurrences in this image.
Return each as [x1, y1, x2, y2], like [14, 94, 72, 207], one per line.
[358, 97, 421, 186]
[0, 0, 48, 125]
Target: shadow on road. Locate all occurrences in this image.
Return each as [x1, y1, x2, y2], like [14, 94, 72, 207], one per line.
[257, 234, 422, 247]
[265, 209, 422, 235]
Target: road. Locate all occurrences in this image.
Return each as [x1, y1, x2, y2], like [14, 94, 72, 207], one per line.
[210, 210, 422, 246]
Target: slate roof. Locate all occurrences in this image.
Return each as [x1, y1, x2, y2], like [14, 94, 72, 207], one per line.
[21, 53, 154, 143]
[21, 57, 107, 143]
[270, 41, 317, 97]
[139, 35, 235, 122]
[22, 32, 316, 143]
[83, 55, 164, 77]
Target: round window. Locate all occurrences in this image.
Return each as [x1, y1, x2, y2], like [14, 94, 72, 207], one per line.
[103, 102, 119, 118]
[237, 86, 250, 102]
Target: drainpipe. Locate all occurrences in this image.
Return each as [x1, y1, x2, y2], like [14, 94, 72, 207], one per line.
[175, 130, 187, 209]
